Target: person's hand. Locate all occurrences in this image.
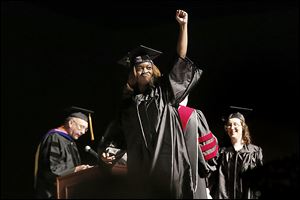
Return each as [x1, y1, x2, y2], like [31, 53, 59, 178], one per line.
[176, 9, 188, 25]
[101, 152, 116, 165]
[74, 164, 93, 172]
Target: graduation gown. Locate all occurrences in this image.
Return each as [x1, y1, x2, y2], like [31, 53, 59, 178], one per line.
[178, 106, 219, 199]
[102, 57, 202, 198]
[209, 144, 263, 199]
[34, 129, 81, 199]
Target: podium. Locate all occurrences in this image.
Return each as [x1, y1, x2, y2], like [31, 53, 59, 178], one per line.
[56, 164, 127, 199]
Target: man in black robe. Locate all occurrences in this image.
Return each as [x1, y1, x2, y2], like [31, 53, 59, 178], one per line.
[178, 95, 219, 199]
[99, 10, 205, 198]
[34, 107, 94, 199]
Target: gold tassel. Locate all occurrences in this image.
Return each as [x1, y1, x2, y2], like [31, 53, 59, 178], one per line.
[33, 144, 41, 189]
[89, 113, 94, 141]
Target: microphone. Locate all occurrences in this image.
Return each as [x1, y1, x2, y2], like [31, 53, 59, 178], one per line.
[84, 145, 99, 161]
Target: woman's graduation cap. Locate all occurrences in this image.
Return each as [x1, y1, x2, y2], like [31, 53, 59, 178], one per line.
[222, 105, 254, 123]
[64, 106, 95, 141]
[117, 45, 163, 68]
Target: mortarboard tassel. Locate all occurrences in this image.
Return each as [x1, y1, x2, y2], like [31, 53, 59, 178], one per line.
[88, 113, 94, 141]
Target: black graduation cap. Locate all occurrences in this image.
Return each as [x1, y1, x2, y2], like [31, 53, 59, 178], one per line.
[222, 105, 254, 123]
[64, 106, 95, 141]
[117, 45, 163, 68]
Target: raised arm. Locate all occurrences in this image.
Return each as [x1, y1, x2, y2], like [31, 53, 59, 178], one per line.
[168, 10, 201, 103]
[176, 10, 188, 59]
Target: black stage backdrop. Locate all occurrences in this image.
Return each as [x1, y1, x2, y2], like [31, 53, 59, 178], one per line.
[1, 0, 299, 198]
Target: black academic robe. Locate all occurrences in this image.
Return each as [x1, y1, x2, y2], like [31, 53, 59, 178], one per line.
[35, 129, 81, 199]
[209, 144, 263, 199]
[179, 106, 219, 199]
[103, 57, 202, 198]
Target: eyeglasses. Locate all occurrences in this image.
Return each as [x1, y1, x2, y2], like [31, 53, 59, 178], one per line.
[72, 120, 88, 133]
[226, 122, 242, 129]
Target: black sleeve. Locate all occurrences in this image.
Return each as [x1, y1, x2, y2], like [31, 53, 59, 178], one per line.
[97, 119, 126, 154]
[168, 57, 203, 105]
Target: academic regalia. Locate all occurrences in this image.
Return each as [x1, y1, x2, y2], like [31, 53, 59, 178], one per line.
[178, 106, 219, 199]
[34, 106, 94, 199]
[102, 55, 203, 198]
[209, 144, 263, 199]
[35, 129, 81, 199]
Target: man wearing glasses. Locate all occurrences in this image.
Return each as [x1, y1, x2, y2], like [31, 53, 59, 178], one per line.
[34, 107, 94, 199]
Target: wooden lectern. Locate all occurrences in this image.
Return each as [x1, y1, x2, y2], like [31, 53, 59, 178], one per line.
[56, 164, 127, 199]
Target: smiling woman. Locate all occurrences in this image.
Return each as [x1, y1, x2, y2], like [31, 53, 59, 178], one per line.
[119, 45, 163, 96]
[225, 112, 251, 149]
[135, 62, 154, 90]
[98, 10, 204, 198]
[208, 112, 263, 199]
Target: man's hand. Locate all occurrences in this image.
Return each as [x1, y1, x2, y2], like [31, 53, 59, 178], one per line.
[74, 164, 93, 172]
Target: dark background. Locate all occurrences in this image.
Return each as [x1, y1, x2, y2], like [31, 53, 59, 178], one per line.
[1, 0, 299, 198]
